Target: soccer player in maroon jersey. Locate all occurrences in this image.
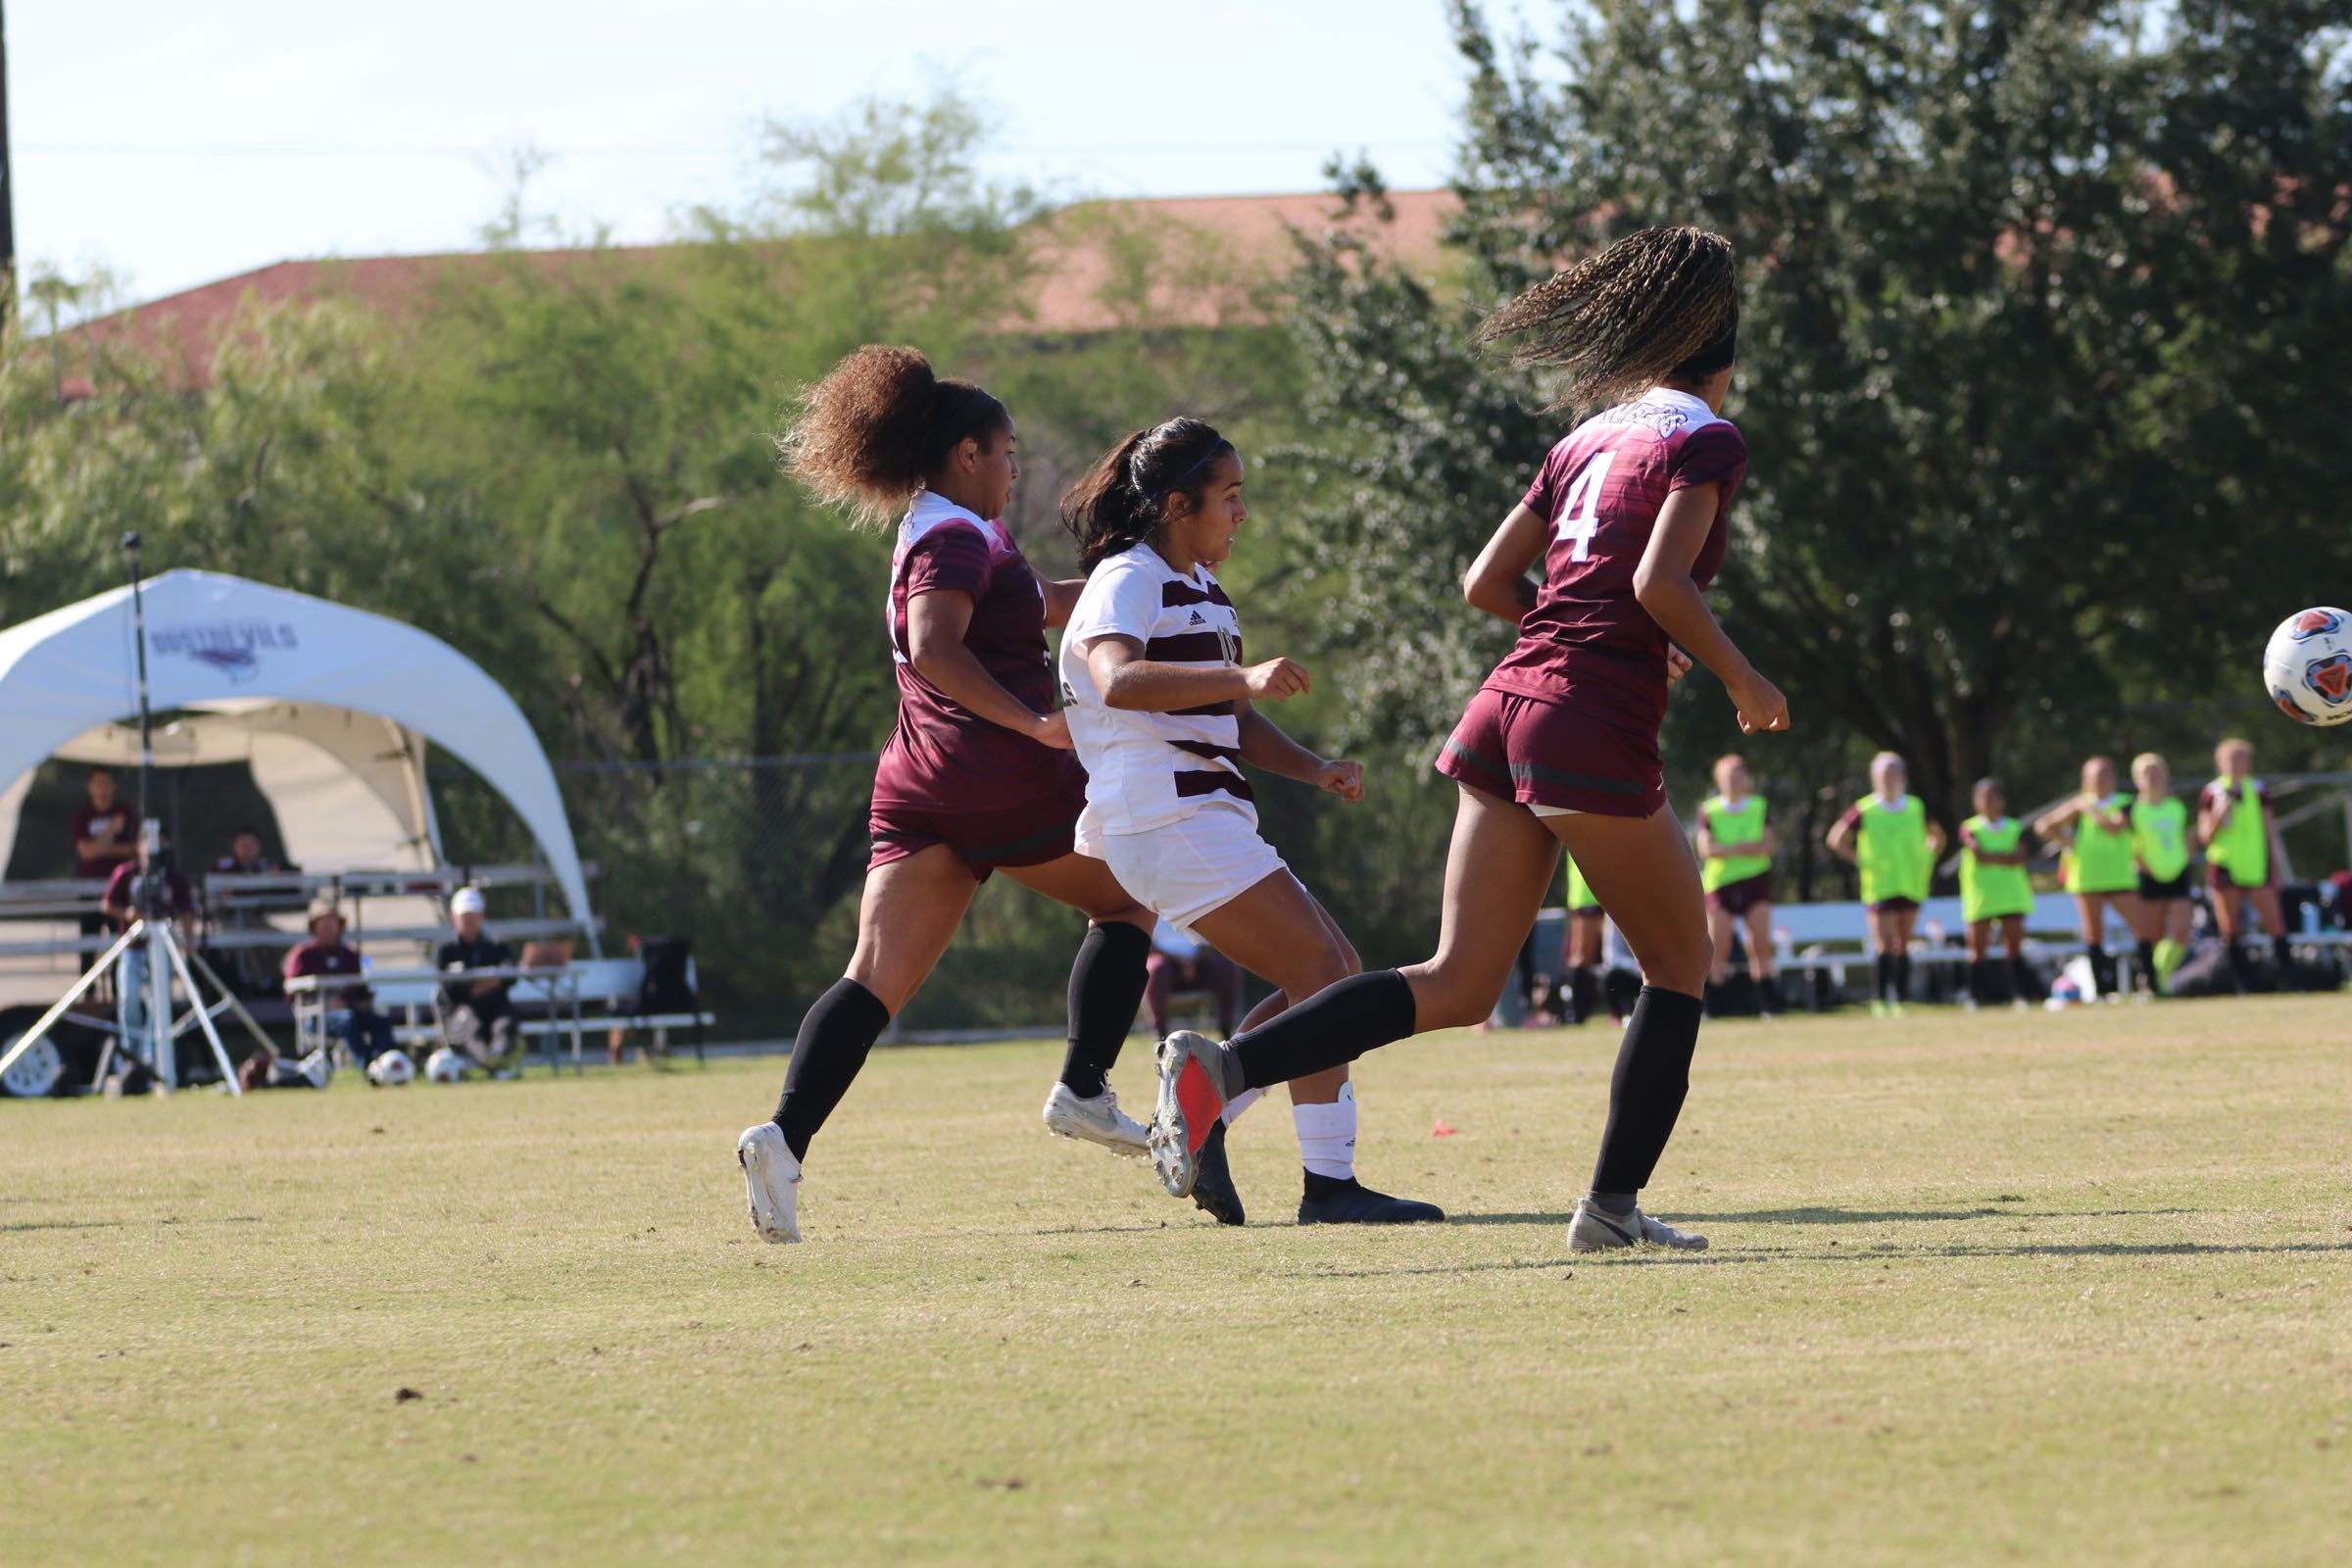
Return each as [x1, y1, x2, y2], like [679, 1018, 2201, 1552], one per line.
[738, 346, 1157, 1245]
[1145, 226, 1788, 1251]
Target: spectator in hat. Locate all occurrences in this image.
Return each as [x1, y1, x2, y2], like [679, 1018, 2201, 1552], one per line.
[283, 904, 395, 1065]
[437, 887, 516, 1069]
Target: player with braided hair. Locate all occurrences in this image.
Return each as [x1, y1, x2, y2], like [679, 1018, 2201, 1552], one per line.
[1144, 226, 1788, 1252]
[737, 345, 1162, 1244]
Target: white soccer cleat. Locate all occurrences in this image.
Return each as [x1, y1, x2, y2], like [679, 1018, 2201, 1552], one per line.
[1568, 1197, 1708, 1252]
[1041, 1083, 1150, 1155]
[737, 1122, 803, 1245]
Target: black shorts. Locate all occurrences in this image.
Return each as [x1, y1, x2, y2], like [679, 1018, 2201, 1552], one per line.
[2138, 870, 2192, 902]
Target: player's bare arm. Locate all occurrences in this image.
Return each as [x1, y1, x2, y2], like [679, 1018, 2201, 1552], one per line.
[1233, 698, 1363, 802]
[906, 589, 1072, 750]
[1461, 503, 1550, 624]
[1037, 574, 1087, 629]
[1084, 635, 1307, 710]
[1632, 481, 1788, 734]
[2033, 798, 2082, 841]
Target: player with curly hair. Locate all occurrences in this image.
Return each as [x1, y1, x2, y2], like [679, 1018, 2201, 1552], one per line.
[737, 346, 1158, 1244]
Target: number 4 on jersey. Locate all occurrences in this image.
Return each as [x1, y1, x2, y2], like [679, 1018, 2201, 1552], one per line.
[1555, 453, 1615, 562]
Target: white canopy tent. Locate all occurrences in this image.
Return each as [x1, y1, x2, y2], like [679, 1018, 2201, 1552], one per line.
[0, 570, 594, 944]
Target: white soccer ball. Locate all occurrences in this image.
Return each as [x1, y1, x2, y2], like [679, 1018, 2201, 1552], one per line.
[2263, 607, 2352, 727]
[425, 1047, 466, 1084]
[367, 1049, 416, 1087]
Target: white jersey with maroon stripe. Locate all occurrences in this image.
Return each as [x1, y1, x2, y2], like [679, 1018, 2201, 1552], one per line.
[1058, 542, 1253, 836]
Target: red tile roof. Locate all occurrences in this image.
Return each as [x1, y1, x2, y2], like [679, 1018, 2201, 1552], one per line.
[53, 190, 1461, 389]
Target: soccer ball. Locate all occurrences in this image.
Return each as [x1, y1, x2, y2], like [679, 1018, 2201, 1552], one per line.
[2262, 608, 2352, 727]
[425, 1047, 467, 1084]
[366, 1049, 416, 1087]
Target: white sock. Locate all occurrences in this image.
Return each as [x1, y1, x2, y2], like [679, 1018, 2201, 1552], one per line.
[1292, 1085, 1356, 1180]
[1222, 1084, 1266, 1127]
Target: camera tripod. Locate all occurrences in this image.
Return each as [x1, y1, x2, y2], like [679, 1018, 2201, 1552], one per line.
[0, 910, 270, 1095]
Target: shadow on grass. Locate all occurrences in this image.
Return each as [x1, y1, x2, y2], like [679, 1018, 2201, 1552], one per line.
[1558, 1239, 2352, 1268]
[0, 1215, 266, 1234]
[1667, 1206, 2199, 1225]
[1297, 1255, 1582, 1280]
[1443, 1205, 2198, 1228]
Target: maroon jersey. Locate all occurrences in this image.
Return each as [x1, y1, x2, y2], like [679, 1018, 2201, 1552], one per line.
[873, 491, 1079, 811]
[1484, 389, 1747, 735]
[283, 940, 373, 1008]
[101, 860, 194, 931]
[70, 803, 136, 879]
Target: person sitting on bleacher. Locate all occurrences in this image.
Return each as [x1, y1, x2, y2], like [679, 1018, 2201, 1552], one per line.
[1145, 918, 1243, 1040]
[207, 827, 286, 997]
[437, 887, 516, 1071]
[283, 904, 395, 1066]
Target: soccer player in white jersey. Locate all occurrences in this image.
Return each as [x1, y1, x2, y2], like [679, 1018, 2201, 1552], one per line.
[1055, 417, 1442, 1226]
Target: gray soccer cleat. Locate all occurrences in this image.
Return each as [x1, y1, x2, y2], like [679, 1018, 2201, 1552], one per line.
[1568, 1197, 1707, 1252]
[1041, 1082, 1150, 1156]
[1148, 1031, 1228, 1200]
[737, 1121, 803, 1245]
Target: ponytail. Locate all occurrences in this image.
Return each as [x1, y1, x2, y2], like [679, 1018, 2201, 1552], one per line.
[778, 344, 1008, 527]
[1060, 417, 1231, 568]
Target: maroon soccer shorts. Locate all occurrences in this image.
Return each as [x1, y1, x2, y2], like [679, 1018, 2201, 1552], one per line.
[1706, 872, 1773, 916]
[868, 771, 1088, 881]
[1434, 687, 1664, 819]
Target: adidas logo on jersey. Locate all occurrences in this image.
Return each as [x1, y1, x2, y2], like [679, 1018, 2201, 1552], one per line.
[1189, 610, 1206, 625]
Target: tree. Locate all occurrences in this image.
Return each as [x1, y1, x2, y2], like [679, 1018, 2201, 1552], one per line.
[1279, 0, 2352, 844]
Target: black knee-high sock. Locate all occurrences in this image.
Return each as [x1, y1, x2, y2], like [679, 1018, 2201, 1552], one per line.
[1590, 986, 1704, 1198]
[1225, 969, 1416, 1092]
[1568, 965, 1600, 1025]
[2007, 955, 2035, 1002]
[771, 979, 891, 1160]
[1059, 920, 1152, 1098]
[1893, 954, 1913, 1002]
[2086, 943, 2112, 998]
[1968, 958, 1992, 1004]
[2224, 940, 2254, 991]
[1874, 953, 1893, 1002]
[1758, 973, 1784, 1014]
[2135, 938, 2160, 996]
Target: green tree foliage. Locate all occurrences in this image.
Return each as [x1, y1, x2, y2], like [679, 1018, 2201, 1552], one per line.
[0, 91, 1326, 1024]
[1280, 1, 2352, 854]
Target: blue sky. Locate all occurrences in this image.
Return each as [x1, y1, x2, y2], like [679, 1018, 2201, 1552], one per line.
[10, 0, 1505, 310]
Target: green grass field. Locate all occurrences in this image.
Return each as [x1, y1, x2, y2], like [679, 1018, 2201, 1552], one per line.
[5, 997, 2350, 1566]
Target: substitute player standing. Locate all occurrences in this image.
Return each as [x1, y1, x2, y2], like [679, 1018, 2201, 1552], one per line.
[2199, 737, 2293, 989]
[737, 346, 1158, 1244]
[1696, 753, 1781, 1016]
[2034, 757, 2141, 1000]
[1143, 225, 1788, 1251]
[1058, 417, 1441, 1226]
[2129, 752, 2193, 993]
[1959, 779, 2036, 1009]
[1827, 754, 1942, 1017]
[1559, 853, 1613, 1026]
